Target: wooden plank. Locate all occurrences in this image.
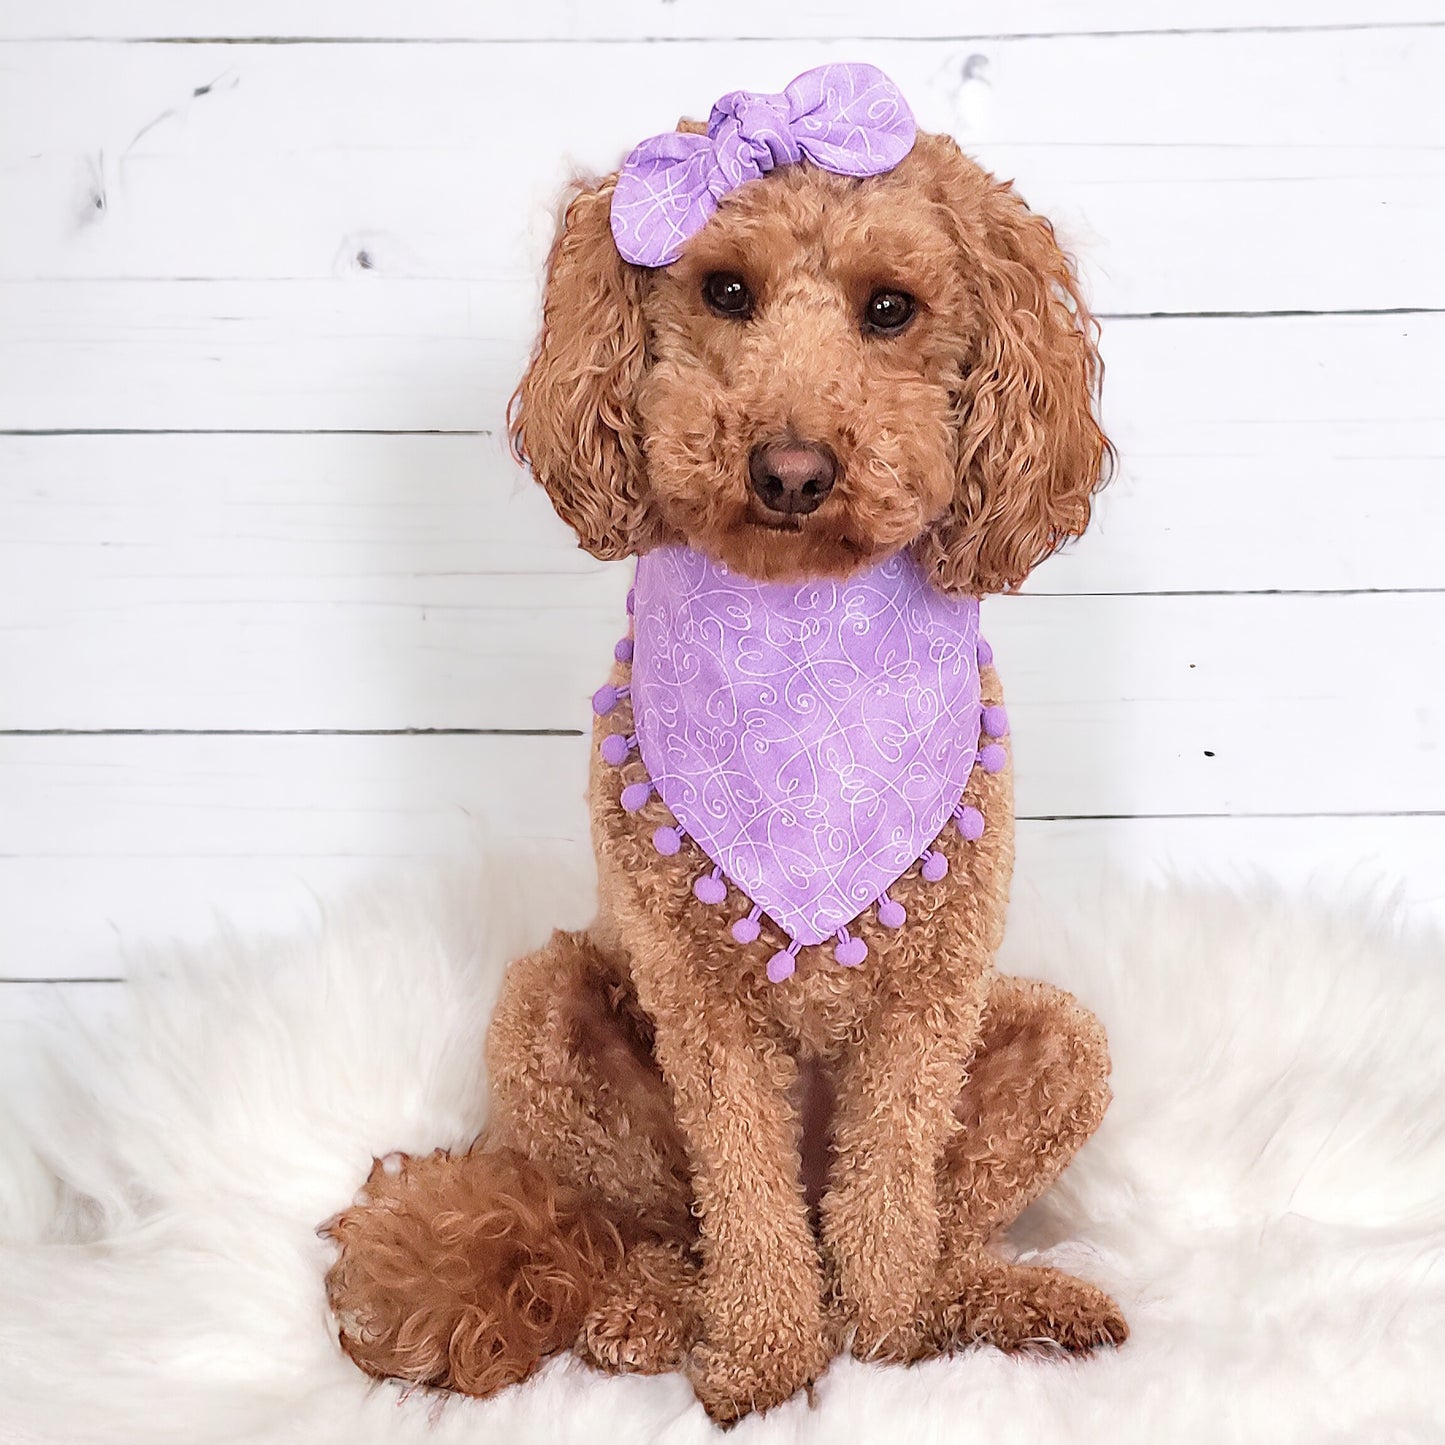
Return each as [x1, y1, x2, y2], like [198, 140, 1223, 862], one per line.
[2, 416, 1438, 705]
[3, 805, 1441, 981]
[3, 682, 1444, 978]
[0, 433, 631, 731]
[1011, 814, 1445, 929]
[2, 448, 1443, 748]
[0, 1, 1436, 41]
[0, 278, 520, 432]
[992, 591, 1445, 819]
[1, 284, 1438, 433]
[0, 733, 596, 981]
[1040, 440, 1445, 597]
[3, 441, 1444, 759]
[0, 34, 1439, 310]
[0, 735, 593, 858]
[6, 143, 1435, 316]
[0, 980, 120, 1027]
[5, 802, 1443, 995]
[3, 798, 1441, 995]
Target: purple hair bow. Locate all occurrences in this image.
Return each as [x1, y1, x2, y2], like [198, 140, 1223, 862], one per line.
[610, 63, 917, 268]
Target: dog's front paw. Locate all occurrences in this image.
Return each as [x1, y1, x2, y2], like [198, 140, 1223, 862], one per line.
[685, 1285, 832, 1426]
[829, 1269, 931, 1364]
[844, 1307, 931, 1365]
[687, 1328, 830, 1427]
[935, 1255, 1128, 1356]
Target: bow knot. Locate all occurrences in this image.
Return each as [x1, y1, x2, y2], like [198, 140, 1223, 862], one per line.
[610, 64, 916, 267]
[711, 91, 805, 187]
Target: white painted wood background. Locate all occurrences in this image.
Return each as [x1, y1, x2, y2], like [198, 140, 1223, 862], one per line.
[2, 1, 1443, 1028]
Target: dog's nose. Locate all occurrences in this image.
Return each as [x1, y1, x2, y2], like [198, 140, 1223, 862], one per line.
[748, 440, 837, 516]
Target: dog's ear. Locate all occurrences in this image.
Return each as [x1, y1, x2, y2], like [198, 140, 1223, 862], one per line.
[911, 136, 1112, 594]
[509, 176, 661, 560]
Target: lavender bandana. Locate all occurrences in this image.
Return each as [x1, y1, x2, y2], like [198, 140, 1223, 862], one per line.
[610, 63, 917, 267]
[593, 548, 1010, 983]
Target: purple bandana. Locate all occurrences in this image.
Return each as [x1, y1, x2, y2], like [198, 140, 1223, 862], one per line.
[593, 548, 1010, 982]
[610, 63, 917, 267]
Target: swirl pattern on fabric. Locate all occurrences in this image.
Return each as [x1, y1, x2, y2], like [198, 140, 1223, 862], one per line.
[610, 63, 916, 267]
[631, 546, 981, 945]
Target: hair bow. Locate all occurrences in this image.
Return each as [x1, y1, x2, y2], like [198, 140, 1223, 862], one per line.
[609, 63, 917, 268]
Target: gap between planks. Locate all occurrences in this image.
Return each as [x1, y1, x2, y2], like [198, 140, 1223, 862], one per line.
[0, 977, 122, 986]
[56, 22, 1445, 44]
[1, 303, 1436, 320]
[0, 728, 584, 737]
[0, 429, 492, 437]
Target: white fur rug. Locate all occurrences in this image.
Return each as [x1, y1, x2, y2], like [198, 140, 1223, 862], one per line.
[2, 852, 1443, 1445]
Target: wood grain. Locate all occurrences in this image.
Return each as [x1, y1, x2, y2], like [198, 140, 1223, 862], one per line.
[2, 719, 1442, 980]
[2, 287, 1437, 432]
[2, 32, 1440, 313]
[3, 567, 1442, 816]
[1, 0, 1438, 41]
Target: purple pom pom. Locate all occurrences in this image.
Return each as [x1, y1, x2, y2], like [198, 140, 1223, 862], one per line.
[921, 851, 949, 883]
[614, 637, 634, 664]
[877, 898, 907, 929]
[591, 684, 618, 716]
[956, 805, 985, 841]
[982, 705, 1009, 739]
[693, 872, 727, 905]
[599, 733, 630, 766]
[977, 637, 994, 667]
[978, 743, 1007, 774]
[620, 781, 652, 812]
[767, 948, 797, 983]
[731, 915, 760, 945]
[834, 936, 868, 967]
[652, 825, 682, 856]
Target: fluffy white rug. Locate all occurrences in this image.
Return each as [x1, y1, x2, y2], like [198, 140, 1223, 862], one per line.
[2, 851, 1443, 1445]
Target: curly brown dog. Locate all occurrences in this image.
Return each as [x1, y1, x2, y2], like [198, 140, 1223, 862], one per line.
[322, 110, 1124, 1424]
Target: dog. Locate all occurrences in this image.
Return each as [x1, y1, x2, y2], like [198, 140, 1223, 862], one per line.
[323, 65, 1124, 1425]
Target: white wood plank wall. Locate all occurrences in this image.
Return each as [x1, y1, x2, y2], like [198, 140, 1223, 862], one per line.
[2, 3, 1442, 1021]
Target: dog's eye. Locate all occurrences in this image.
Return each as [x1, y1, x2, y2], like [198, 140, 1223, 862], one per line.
[864, 289, 916, 334]
[703, 272, 754, 320]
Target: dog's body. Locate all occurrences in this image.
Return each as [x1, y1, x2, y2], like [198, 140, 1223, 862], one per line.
[325, 99, 1125, 1423]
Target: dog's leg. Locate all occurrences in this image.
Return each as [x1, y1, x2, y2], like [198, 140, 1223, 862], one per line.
[487, 929, 702, 1376]
[322, 929, 700, 1396]
[485, 928, 692, 1238]
[919, 973, 1126, 1356]
[818, 977, 987, 1363]
[923, 1251, 1127, 1355]
[629, 964, 832, 1426]
[941, 974, 1112, 1247]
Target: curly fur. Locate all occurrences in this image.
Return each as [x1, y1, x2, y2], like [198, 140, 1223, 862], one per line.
[329, 119, 1121, 1423]
[322, 1147, 626, 1396]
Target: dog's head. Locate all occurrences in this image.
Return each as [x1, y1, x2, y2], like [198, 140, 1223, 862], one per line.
[510, 129, 1110, 593]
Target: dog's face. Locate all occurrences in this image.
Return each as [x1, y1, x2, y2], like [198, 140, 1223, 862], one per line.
[511, 132, 1110, 593]
[636, 160, 967, 582]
